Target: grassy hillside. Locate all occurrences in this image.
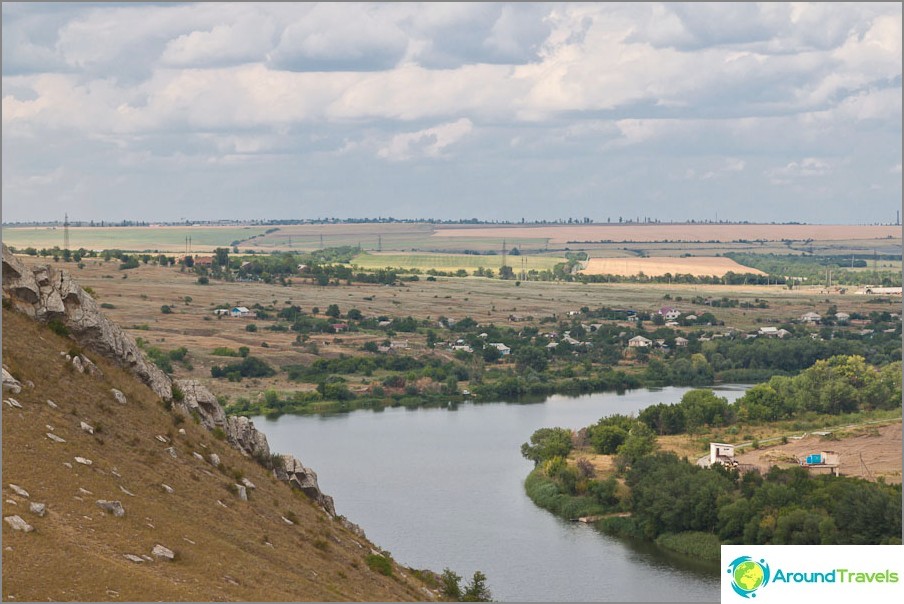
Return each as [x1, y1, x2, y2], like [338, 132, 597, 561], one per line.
[1, 308, 437, 602]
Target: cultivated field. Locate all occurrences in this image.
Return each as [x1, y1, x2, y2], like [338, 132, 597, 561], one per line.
[1, 225, 270, 253]
[350, 252, 564, 273]
[580, 256, 767, 278]
[6, 222, 897, 256]
[432, 224, 902, 244]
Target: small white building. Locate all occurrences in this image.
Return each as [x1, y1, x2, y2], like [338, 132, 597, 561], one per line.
[800, 312, 822, 324]
[710, 442, 735, 466]
[489, 342, 511, 355]
[758, 327, 779, 337]
[214, 308, 230, 316]
[834, 312, 850, 323]
[674, 337, 688, 347]
[390, 340, 409, 350]
[628, 335, 652, 348]
[230, 306, 251, 318]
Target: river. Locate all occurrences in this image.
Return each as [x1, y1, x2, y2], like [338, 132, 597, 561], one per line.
[254, 385, 749, 601]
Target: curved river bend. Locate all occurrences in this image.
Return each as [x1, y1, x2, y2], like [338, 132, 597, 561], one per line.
[255, 386, 748, 601]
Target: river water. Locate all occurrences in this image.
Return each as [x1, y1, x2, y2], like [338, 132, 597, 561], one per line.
[254, 385, 748, 601]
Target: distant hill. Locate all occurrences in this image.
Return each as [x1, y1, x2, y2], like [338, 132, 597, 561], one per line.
[1, 244, 438, 602]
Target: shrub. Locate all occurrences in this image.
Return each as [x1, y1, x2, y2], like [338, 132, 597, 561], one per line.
[197, 276, 209, 285]
[100, 303, 116, 309]
[160, 305, 173, 314]
[365, 554, 393, 577]
[245, 324, 257, 333]
[48, 319, 70, 337]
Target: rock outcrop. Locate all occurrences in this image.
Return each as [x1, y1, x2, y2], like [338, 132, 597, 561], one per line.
[2, 246, 170, 400]
[274, 455, 336, 517]
[2, 244, 336, 517]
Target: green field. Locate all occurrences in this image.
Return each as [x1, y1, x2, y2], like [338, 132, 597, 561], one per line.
[1, 226, 270, 252]
[349, 252, 564, 272]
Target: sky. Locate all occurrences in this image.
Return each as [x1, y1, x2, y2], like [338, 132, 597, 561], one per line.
[2, 2, 902, 224]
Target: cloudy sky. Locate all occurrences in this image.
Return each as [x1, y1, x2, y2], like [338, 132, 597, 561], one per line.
[2, 2, 901, 224]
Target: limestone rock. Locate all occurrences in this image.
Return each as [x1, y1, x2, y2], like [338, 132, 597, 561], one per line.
[46, 432, 66, 443]
[234, 484, 247, 501]
[28, 503, 46, 517]
[72, 355, 84, 373]
[225, 415, 271, 459]
[5, 398, 22, 409]
[46, 399, 58, 409]
[96, 500, 125, 517]
[111, 389, 127, 405]
[151, 544, 175, 561]
[208, 453, 221, 467]
[161, 484, 174, 494]
[8, 484, 29, 498]
[192, 452, 204, 462]
[278, 455, 336, 516]
[240, 477, 256, 490]
[164, 447, 177, 458]
[4, 515, 33, 532]
[80, 422, 94, 434]
[173, 380, 226, 432]
[2, 245, 171, 400]
[74, 457, 92, 465]
[123, 554, 144, 563]
[2, 368, 21, 394]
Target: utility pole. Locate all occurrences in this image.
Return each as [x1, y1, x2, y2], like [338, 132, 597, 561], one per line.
[63, 213, 70, 252]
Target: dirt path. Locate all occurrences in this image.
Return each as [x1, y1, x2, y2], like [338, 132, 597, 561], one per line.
[708, 421, 902, 483]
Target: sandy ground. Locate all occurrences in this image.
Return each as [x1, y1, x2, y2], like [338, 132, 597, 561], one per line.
[433, 224, 901, 244]
[579, 256, 766, 277]
[733, 422, 902, 483]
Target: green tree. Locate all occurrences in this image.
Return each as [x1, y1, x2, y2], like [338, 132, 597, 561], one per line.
[521, 427, 573, 465]
[326, 304, 341, 318]
[214, 247, 229, 267]
[463, 571, 492, 602]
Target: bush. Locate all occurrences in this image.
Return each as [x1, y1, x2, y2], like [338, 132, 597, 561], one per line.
[100, 302, 116, 309]
[160, 305, 173, 314]
[48, 319, 70, 337]
[365, 554, 393, 577]
[245, 324, 258, 333]
[197, 276, 209, 285]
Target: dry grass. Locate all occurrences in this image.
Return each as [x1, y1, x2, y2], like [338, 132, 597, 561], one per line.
[579, 256, 766, 278]
[1, 309, 436, 602]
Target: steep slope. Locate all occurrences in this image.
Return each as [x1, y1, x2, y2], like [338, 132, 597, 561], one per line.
[2, 302, 438, 600]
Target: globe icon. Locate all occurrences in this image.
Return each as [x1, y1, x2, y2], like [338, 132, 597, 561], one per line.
[733, 560, 765, 593]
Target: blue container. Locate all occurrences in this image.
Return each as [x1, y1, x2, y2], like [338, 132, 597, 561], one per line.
[806, 454, 822, 465]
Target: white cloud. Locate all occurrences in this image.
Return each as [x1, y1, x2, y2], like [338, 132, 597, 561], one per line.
[377, 118, 473, 161]
[766, 157, 832, 185]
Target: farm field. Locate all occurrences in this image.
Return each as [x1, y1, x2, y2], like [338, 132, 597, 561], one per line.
[580, 256, 766, 278]
[6, 222, 899, 256]
[349, 252, 564, 272]
[432, 223, 902, 244]
[13, 253, 899, 404]
[1, 225, 270, 252]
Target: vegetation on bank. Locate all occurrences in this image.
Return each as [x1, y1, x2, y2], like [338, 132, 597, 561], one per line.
[520, 355, 903, 560]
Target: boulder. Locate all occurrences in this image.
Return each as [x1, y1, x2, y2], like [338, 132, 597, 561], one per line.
[46, 399, 58, 409]
[46, 432, 66, 443]
[123, 554, 144, 563]
[74, 457, 92, 465]
[208, 453, 221, 467]
[151, 544, 175, 561]
[5, 398, 22, 409]
[72, 355, 85, 373]
[2, 368, 21, 394]
[279, 455, 336, 516]
[225, 415, 271, 459]
[80, 422, 94, 434]
[4, 515, 34, 532]
[234, 484, 247, 501]
[164, 447, 177, 458]
[111, 389, 127, 405]
[173, 380, 226, 432]
[28, 502, 46, 517]
[161, 484, 174, 494]
[8, 484, 29, 498]
[96, 500, 125, 517]
[240, 477, 256, 490]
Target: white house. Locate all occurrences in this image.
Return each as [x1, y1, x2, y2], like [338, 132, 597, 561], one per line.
[758, 327, 779, 337]
[776, 329, 792, 339]
[214, 308, 230, 316]
[674, 337, 689, 347]
[489, 343, 511, 355]
[230, 306, 251, 318]
[658, 306, 681, 321]
[628, 335, 652, 348]
[800, 312, 822, 324]
[710, 442, 735, 466]
[834, 312, 850, 323]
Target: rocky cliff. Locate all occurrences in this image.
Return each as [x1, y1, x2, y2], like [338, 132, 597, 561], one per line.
[1, 244, 335, 517]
